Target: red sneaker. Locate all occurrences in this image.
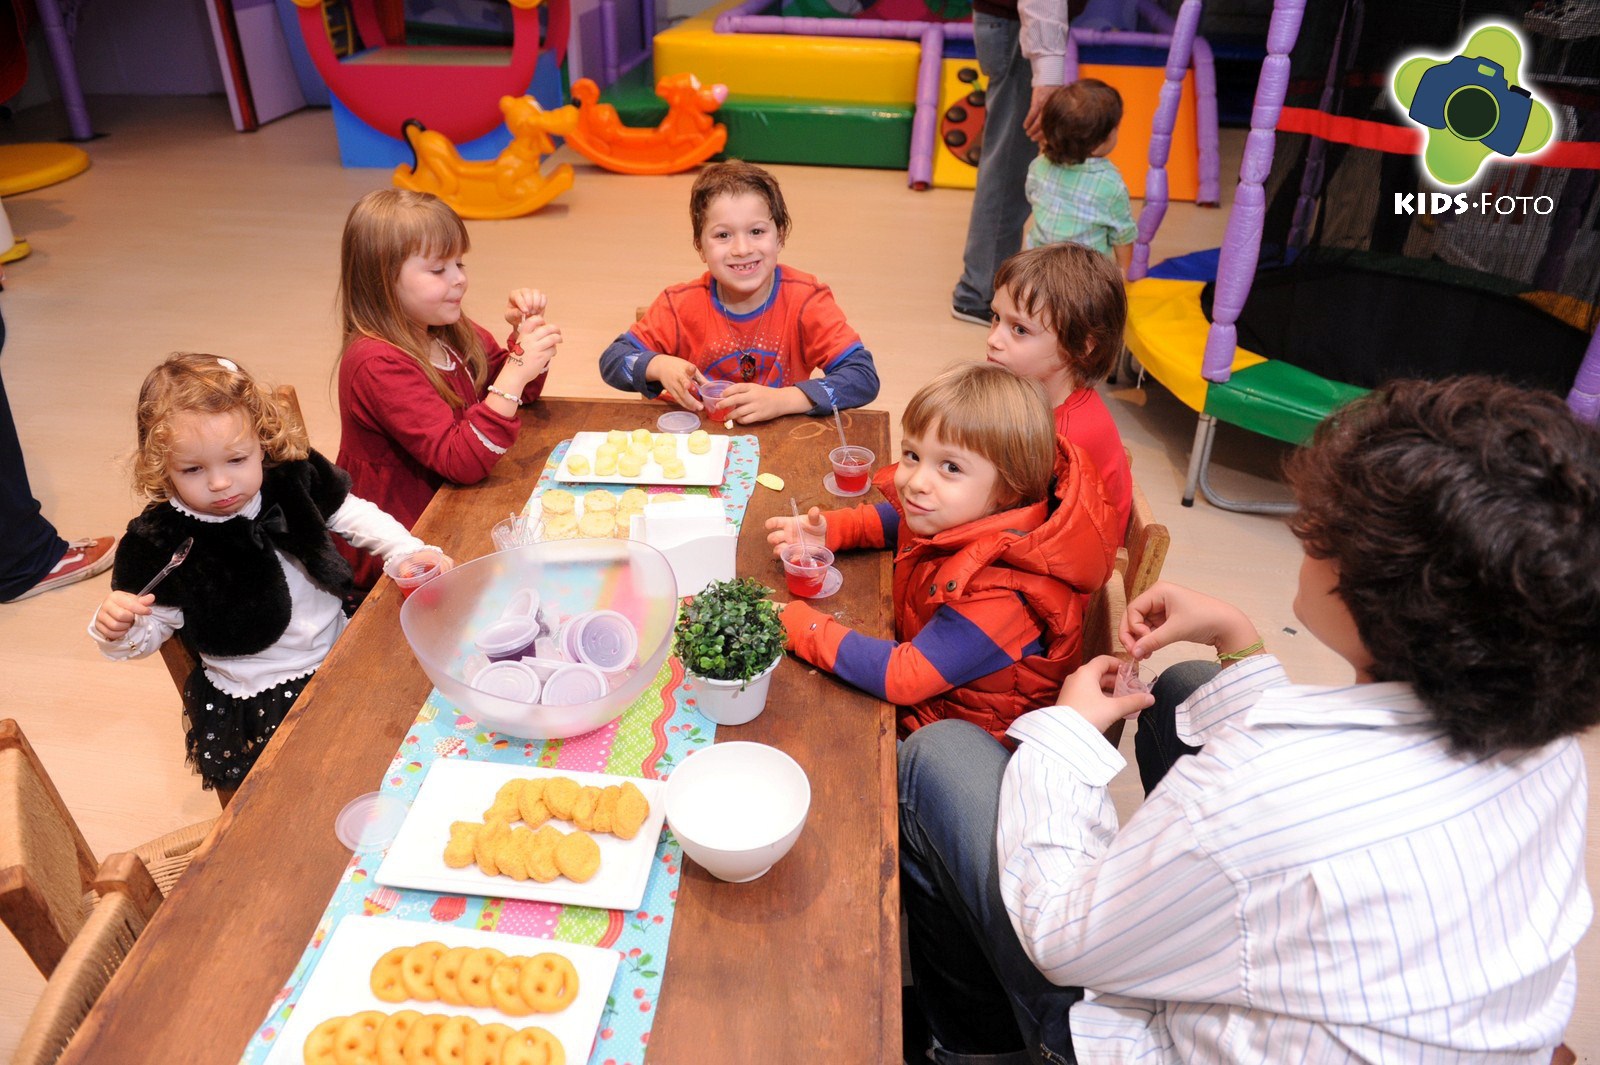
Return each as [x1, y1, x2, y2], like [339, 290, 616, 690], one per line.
[4, 537, 115, 603]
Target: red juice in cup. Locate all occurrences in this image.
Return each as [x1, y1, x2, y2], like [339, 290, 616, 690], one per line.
[699, 380, 732, 421]
[829, 445, 874, 494]
[385, 550, 443, 599]
[781, 544, 834, 598]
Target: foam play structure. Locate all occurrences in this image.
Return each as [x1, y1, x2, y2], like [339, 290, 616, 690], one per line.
[290, 0, 569, 167]
[1121, 0, 1600, 512]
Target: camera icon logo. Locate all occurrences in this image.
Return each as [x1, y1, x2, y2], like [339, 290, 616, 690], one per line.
[1391, 24, 1554, 185]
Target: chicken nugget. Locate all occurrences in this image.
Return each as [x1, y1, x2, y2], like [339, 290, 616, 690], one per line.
[495, 827, 532, 880]
[443, 821, 481, 869]
[474, 820, 511, 877]
[516, 783, 551, 828]
[554, 830, 602, 883]
[525, 825, 563, 882]
[541, 777, 579, 820]
[484, 779, 525, 823]
[570, 785, 601, 831]
[591, 786, 619, 835]
[612, 781, 650, 840]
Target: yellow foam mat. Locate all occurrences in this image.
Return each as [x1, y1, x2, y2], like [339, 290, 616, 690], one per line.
[653, 0, 919, 106]
[0, 143, 90, 197]
[1124, 277, 1264, 413]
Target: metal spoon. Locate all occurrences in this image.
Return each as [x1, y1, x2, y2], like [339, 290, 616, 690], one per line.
[137, 537, 193, 596]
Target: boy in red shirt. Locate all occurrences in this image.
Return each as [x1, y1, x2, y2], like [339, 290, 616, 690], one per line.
[599, 161, 879, 424]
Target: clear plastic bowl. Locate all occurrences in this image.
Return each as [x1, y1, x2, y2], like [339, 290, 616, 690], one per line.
[400, 540, 678, 739]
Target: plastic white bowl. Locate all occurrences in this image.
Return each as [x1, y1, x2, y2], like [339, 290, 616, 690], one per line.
[664, 742, 810, 882]
[400, 539, 677, 739]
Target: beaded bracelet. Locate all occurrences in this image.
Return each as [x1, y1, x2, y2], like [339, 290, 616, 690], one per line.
[486, 386, 521, 404]
[1217, 639, 1265, 663]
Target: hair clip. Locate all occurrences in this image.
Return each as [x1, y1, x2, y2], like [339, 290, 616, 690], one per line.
[217, 357, 239, 373]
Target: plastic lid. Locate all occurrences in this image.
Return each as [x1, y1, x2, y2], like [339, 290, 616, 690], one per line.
[572, 610, 638, 673]
[334, 791, 410, 851]
[472, 659, 543, 702]
[540, 663, 608, 706]
[474, 615, 541, 658]
[521, 656, 571, 682]
[503, 587, 542, 620]
[657, 410, 701, 433]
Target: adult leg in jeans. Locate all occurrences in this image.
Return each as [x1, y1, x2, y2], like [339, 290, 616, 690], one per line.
[900, 720, 1079, 1065]
[0, 304, 69, 600]
[952, 14, 1035, 316]
[1133, 660, 1217, 795]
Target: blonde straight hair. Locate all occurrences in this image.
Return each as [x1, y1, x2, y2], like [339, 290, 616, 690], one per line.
[336, 189, 488, 408]
[901, 363, 1056, 511]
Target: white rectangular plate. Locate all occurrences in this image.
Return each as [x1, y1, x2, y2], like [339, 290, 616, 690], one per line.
[262, 914, 619, 1065]
[553, 431, 730, 486]
[375, 761, 668, 911]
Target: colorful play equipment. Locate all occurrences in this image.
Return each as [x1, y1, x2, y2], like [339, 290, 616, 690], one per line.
[290, 0, 569, 167]
[1122, 0, 1600, 512]
[565, 74, 729, 175]
[392, 95, 577, 220]
[633, 0, 1217, 196]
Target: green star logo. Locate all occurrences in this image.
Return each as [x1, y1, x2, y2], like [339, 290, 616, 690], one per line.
[1391, 24, 1555, 185]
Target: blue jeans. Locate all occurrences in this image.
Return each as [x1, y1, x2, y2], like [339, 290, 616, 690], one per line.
[1132, 660, 1215, 795]
[0, 304, 67, 600]
[953, 13, 1035, 313]
[899, 721, 1079, 1065]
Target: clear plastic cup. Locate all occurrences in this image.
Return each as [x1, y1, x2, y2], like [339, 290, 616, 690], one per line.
[570, 610, 638, 673]
[829, 446, 874, 495]
[490, 514, 544, 552]
[541, 662, 609, 706]
[698, 379, 733, 421]
[1113, 659, 1153, 698]
[384, 549, 444, 598]
[474, 615, 541, 663]
[334, 791, 410, 852]
[781, 543, 834, 599]
[472, 659, 543, 702]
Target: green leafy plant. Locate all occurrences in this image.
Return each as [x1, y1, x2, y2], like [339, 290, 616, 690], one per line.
[674, 577, 785, 685]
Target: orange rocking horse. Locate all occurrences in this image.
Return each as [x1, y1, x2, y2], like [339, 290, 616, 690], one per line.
[392, 94, 578, 220]
[563, 73, 729, 176]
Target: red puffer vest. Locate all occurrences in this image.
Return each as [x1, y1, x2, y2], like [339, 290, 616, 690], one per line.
[885, 435, 1119, 740]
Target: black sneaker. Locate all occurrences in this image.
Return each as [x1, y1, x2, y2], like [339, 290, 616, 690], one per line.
[951, 303, 990, 326]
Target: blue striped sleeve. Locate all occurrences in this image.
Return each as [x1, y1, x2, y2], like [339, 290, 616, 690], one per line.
[833, 604, 1023, 704]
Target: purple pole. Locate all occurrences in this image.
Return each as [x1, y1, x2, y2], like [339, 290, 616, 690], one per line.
[1201, 0, 1305, 383]
[1125, 0, 1199, 280]
[600, 0, 620, 86]
[1568, 330, 1600, 424]
[34, 0, 93, 141]
[910, 26, 944, 189]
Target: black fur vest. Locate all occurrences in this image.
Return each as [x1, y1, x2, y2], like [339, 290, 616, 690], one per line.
[110, 451, 354, 657]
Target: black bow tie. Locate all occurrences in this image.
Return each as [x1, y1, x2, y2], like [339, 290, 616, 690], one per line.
[246, 503, 289, 549]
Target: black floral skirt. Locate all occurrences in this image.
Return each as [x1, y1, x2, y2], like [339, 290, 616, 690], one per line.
[181, 667, 314, 789]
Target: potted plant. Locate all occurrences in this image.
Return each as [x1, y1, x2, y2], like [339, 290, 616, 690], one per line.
[675, 577, 786, 726]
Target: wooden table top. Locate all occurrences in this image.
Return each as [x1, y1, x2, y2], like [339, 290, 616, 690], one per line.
[58, 399, 900, 1065]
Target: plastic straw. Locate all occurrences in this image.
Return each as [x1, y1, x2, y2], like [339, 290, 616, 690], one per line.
[832, 407, 848, 451]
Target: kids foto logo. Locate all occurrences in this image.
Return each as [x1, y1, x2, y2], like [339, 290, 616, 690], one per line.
[1390, 23, 1556, 186]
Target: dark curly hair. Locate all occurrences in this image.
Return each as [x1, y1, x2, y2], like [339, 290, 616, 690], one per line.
[1285, 376, 1600, 755]
[1040, 79, 1122, 166]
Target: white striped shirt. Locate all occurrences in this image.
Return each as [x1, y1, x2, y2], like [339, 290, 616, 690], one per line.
[998, 655, 1591, 1063]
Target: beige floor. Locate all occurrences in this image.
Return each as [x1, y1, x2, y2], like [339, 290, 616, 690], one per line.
[0, 95, 1593, 1058]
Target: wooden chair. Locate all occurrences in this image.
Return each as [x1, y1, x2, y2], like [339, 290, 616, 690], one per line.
[155, 384, 306, 808]
[0, 719, 213, 978]
[10, 853, 161, 1065]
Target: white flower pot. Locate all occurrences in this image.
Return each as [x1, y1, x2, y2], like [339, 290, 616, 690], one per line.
[690, 656, 781, 726]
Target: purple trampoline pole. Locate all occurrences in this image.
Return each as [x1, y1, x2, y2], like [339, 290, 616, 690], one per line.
[600, 0, 620, 86]
[34, 0, 93, 141]
[1568, 330, 1600, 424]
[911, 26, 944, 189]
[1125, 0, 1202, 281]
[1201, 0, 1306, 384]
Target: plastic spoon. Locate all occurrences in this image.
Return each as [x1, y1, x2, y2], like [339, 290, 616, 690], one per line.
[832, 407, 848, 451]
[138, 536, 194, 596]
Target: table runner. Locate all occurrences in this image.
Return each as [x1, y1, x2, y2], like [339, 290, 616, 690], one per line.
[240, 436, 760, 1065]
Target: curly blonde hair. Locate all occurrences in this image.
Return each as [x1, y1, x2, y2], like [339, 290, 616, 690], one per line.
[132, 353, 307, 503]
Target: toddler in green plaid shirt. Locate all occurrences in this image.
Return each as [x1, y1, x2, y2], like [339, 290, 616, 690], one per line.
[1024, 79, 1136, 276]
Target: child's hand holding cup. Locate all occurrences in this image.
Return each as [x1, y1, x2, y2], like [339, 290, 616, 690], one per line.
[764, 506, 827, 558]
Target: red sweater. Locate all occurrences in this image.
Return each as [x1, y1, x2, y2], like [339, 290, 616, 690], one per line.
[335, 321, 544, 588]
[781, 436, 1118, 741]
[1056, 386, 1131, 535]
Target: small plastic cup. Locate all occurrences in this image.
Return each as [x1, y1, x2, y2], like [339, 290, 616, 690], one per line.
[474, 615, 542, 663]
[570, 609, 639, 673]
[503, 587, 542, 621]
[540, 662, 609, 706]
[491, 514, 544, 552]
[384, 549, 444, 599]
[829, 446, 874, 495]
[334, 791, 410, 852]
[1113, 659, 1153, 698]
[781, 543, 834, 599]
[521, 656, 571, 682]
[472, 659, 543, 702]
[658, 410, 701, 434]
[698, 380, 732, 421]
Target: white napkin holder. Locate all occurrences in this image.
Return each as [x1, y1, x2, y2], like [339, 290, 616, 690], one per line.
[630, 497, 737, 597]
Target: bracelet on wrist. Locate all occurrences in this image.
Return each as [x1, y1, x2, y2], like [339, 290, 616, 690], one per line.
[486, 386, 521, 404]
[1217, 639, 1265, 663]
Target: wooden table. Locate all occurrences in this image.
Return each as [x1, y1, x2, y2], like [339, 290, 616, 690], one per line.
[59, 399, 900, 1065]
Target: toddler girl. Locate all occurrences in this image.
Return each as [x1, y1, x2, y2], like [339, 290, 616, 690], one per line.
[336, 188, 560, 589]
[91, 354, 443, 795]
[766, 363, 1117, 742]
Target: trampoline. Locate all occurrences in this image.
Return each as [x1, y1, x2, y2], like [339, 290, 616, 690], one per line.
[1119, 0, 1600, 511]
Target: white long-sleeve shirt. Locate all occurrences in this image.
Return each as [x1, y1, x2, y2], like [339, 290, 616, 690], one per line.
[89, 492, 423, 698]
[999, 655, 1591, 1062]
